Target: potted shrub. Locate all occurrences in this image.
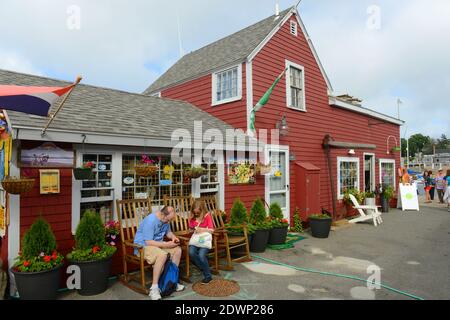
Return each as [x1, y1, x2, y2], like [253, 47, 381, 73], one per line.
[249, 198, 271, 253]
[268, 202, 289, 245]
[343, 188, 364, 216]
[364, 191, 376, 206]
[67, 210, 117, 296]
[309, 213, 332, 239]
[73, 161, 95, 180]
[380, 185, 394, 213]
[226, 198, 249, 236]
[11, 217, 64, 300]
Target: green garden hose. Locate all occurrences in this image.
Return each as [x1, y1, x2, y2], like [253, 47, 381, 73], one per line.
[251, 254, 425, 300]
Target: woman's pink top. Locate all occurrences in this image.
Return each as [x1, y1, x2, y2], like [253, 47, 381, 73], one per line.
[189, 213, 214, 230]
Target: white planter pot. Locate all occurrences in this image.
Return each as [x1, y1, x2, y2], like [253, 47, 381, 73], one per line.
[365, 198, 376, 206]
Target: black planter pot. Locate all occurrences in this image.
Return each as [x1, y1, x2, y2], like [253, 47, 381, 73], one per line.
[73, 168, 94, 180]
[268, 227, 288, 245]
[381, 196, 390, 213]
[69, 256, 112, 296]
[11, 265, 62, 300]
[250, 229, 270, 253]
[309, 218, 332, 239]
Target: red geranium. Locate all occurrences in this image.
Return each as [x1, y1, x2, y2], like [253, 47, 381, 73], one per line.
[23, 261, 30, 267]
[92, 246, 101, 254]
[43, 255, 52, 263]
[51, 251, 58, 260]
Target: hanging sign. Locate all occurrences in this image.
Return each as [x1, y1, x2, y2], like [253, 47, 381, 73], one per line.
[397, 184, 420, 211]
[20, 142, 74, 168]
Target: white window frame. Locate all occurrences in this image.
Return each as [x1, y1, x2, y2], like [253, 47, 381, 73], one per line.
[211, 64, 242, 106]
[290, 20, 298, 36]
[379, 159, 396, 190]
[285, 60, 306, 112]
[337, 157, 360, 199]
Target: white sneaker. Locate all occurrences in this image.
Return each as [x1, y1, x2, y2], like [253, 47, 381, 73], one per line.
[176, 283, 185, 292]
[149, 287, 162, 300]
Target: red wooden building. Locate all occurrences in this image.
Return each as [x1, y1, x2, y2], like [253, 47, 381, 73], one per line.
[144, 6, 403, 222]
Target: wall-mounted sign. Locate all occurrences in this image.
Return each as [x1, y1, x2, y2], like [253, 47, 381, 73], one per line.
[20, 142, 74, 168]
[123, 177, 134, 185]
[228, 158, 256, 185]
[39, 169, 60, 194]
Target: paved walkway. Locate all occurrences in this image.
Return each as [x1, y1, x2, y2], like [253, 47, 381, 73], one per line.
[60, 203, 450, 300]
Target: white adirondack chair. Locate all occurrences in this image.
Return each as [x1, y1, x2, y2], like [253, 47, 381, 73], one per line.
[348, 194, 383, 226]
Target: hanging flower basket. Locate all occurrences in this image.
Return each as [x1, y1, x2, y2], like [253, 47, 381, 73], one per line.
[185, 166, 205, 179]
[1, 177, 35, 194]
[391, 146, 401, 153]
[256, 163, 272, 175]
[134, 164, 158, 177]
[73, 168, 95, 180]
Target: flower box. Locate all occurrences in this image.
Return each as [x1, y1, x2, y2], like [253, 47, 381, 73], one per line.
[1, 177, 35, 194]
[134, 164, 158, 177]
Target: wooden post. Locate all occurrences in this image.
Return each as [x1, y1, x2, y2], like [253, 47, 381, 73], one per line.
[41, 75, 82, 136]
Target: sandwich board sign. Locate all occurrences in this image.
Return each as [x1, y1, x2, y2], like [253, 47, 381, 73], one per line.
[397, 183, 420, 211]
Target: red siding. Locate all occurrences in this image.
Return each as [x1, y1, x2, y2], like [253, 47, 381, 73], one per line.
[161, 13, 401, 220]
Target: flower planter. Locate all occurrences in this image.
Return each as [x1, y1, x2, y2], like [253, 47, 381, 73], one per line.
[250, 229, 270, 253]
[73, 168, 94, 180]
[1, 178, 35, 194]
[134, 165, 158, 177]
[309, 217, 332, 239]
[381, 195, 390, 213]
[68, 256, 112, 296]
[268, 226, 288, 245]
[365, 197, 376, 206]
[11, 265, 62, 300]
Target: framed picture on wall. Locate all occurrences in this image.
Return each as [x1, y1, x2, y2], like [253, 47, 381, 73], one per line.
[227, 158, 256, 185]
[20, 142, 74, 168]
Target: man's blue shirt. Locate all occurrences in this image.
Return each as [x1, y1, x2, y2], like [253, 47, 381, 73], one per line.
[134, 213, 171, 254]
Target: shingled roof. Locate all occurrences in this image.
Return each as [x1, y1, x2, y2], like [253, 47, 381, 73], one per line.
[0, 69, 233, 141]
[144, 7, 294, 94]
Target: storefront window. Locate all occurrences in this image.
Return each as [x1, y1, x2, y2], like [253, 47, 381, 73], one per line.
[380, 160, 396, 189]
[80, 154, 114, 223]
[122, 155, 193, 206]
[338, 157, 360, 198]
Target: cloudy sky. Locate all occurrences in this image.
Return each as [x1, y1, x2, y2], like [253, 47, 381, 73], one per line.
[0, 0, 449, 138]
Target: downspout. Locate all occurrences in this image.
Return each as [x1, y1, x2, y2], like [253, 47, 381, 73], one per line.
[323, 135, 337, 220]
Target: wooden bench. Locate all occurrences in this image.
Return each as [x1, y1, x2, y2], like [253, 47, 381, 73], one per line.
[116, 198, 153, 295]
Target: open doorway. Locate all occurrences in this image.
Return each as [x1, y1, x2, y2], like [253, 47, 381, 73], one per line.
[364, 153, 376, 192]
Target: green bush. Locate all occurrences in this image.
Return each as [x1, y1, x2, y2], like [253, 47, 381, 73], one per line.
[250, 198, 267, 224]
[293, 207, 303, 233]
[309, 213, 331, 220]
[68, 210, 116, 262]
[230, 199, 248, 225]
[382, 185, 395, 200]
[343, 188, 365, 205]
[22, 217, 56, 259]
[269, 203, 283, 220]
[14, 217, 64, 273]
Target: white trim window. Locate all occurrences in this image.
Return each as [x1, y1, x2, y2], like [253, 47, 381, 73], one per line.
[212, 64, 242, 106]
[379, 159, 396, 189]
[337, 157, 360, 199]
[286, 60, 306, 111]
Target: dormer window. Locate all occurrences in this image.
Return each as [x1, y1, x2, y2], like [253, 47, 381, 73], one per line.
[212, 64, 242, 106]
[290, 21, 298, 36]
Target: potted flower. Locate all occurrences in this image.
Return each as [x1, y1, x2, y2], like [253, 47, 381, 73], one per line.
[249, 198, 271, 253]
[105, 220, 120, 247]
[268, 202, 289, 245]
[308, 213, 332, 239]
[67, 210, 117, 296]
[343, 188, 365, 216]
[11, 217, 64, 300]
[380, 185, 394, 213]
[185, 165, 205, 179]
[134, 155, 158, 177]
[73, 161, 95, 180]
[364, 191, 376, 206]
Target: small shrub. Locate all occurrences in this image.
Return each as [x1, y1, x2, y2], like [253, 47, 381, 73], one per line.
[309, 213, 331, 220]
[269, 203, 283, 220]
[343, 188, 365, 205]
[230, 199, 248, 225]
[14, 217, 63, 273]
[250, 198, 267, 224]
[293, 207, 303, 233]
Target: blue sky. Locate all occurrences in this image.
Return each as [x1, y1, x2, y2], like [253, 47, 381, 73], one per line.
[0, 0, 449, 138]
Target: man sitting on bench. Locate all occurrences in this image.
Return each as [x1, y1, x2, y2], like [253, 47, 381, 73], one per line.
[134, 206, 185, 300]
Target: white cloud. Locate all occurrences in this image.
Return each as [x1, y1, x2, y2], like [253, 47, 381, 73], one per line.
[0, 0, 448, 137]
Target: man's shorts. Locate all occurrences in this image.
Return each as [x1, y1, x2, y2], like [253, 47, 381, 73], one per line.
[144, 246, 179, 265]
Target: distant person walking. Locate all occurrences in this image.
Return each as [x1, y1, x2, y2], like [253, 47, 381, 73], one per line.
[424, 171, 432, 203]
[428, 171, 436, 201]
[435, 169, 446, 204]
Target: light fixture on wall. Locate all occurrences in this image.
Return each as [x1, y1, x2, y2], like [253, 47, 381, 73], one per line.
[348, 149, 356, 155]
[276, 114, 289, 136]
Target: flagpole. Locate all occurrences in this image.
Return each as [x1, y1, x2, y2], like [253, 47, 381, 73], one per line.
[41, 75, 82, 136]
